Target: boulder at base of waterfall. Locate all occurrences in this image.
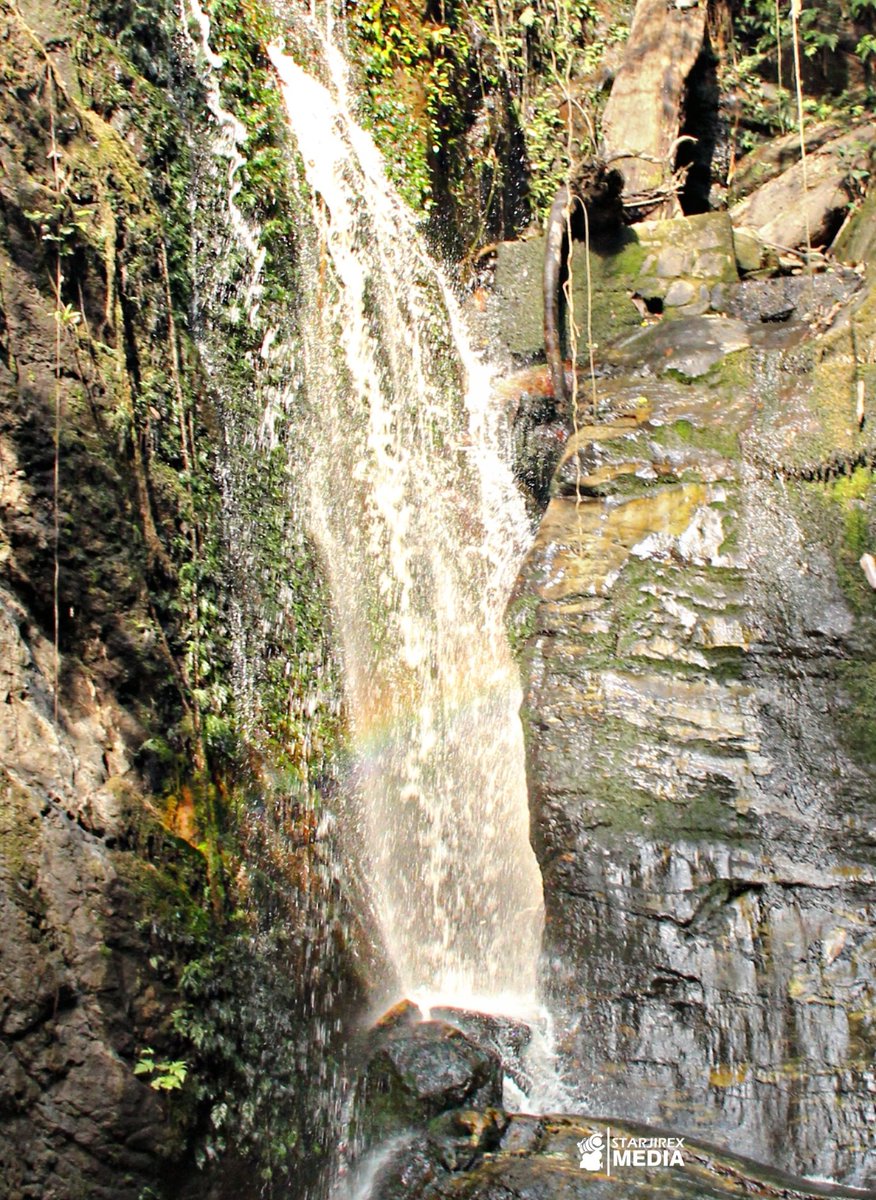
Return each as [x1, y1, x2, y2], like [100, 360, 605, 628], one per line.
[362, 1113, 871, 1200]
[730, 123, 876, 252]
[430, 1006, 533, 1093]
[373, 998, 425, 1032]
[357, 1020, 503, 1143]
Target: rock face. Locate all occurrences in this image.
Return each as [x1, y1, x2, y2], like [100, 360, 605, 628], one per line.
[351, 1014, 876, 1199]
[0, 5, 203, 1192]
[730, 123, 876, 252]
[0, 2, 355, 1196]
[494, 212, 743, 365]
[512, 263, 876, 1184]
[360, 1112, 874, 1200]
[0, 593, 190, 1199]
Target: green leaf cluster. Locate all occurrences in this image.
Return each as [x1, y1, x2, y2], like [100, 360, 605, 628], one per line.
[134, 1049, 190, 1091]
[729, 0, 876, 151]
[345, 0, 611, 245]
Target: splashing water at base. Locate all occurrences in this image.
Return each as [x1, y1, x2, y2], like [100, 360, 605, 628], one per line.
[268, 37, 543, 1007]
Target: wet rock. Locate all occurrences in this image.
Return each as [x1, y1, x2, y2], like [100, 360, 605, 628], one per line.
[358, 1020, 503, 1142]
[430, 1008, 531, 1059]
[496, 367, 570, 510]
[0, 599, 179, 1198]
[722, 270, 861, 328]
[366, 1114, 875, 1200]
[499, 1114, 545, 1153]
[604, 315, 750, 380]
[374, 998, 425, 1033]
[513, 272, 876, 1185]
[431, 1006, 534, 1093]
[427, 1108, 507, 1170]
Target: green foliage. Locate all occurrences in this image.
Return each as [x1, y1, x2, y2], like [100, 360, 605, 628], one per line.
[88, 0, 180, 83]
[23, 201, 92, 254]
[733, 1, 841, 60]
[346, 0, 612, 242]
[79, 0, 338, 786]
[347, 0, 469, 211]
[205, 0, 299, 303]
[11, 2, 353, 1195]
[128, 796, 358, 1195]
[135, 1049, 189, 1091]
[729, 0, 876, 150]
[175, 0, 344, 789]
[169, 933, 306, 1175]
[837, 137, 872, 205]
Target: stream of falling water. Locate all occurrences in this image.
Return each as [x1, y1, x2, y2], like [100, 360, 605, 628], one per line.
[268, 36, 545, 1011]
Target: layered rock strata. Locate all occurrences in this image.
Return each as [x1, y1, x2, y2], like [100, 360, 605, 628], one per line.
[512, 266, 876, 1184]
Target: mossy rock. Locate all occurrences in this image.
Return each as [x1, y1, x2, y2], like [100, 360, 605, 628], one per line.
[492, 214, 739, 363]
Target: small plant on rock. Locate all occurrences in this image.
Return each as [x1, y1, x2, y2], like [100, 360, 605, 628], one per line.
[134, 1048, 189, 1091]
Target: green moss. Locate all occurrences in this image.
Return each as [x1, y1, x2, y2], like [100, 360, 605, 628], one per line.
[340, 0, 618, 253]
[595, 229, 648, 280]
[506, 591, 541, 659]
[3, 3, 356, 1192]
[829, 465, 875, 505]
[646, 417, 741, 460]
[114, 772, 361, 1193]
[718, 507, 741, 557]
[799, 469, 876, 614]
[711, 346, 753, 390]
[576, 715, 755, 842]
[835, 661, 876, 765]
[0, 778, 42, 904]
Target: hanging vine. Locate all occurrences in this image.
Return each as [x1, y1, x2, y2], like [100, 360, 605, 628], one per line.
[345, 0, 621, 252]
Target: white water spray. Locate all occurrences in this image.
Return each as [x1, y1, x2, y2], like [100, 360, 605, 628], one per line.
[182, 0, 263, 268]
[269, 38, 544, 1008]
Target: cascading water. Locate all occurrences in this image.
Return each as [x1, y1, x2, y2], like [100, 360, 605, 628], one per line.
[268, 35, 545, 1010]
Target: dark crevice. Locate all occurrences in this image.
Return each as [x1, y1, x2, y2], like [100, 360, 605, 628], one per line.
[676, 35, 723, 215]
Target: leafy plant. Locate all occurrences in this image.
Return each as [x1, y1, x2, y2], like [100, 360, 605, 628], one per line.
[134, 1048, 189, 1091]
[346, 0, 612, 247]
[728, 0, 876, 155]
[857, 31, 876, 58]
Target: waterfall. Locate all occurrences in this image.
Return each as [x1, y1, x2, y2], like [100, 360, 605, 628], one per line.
[268, 37, 544, 1010]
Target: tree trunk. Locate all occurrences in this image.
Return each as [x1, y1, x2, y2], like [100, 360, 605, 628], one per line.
[601, 0, 708, 220]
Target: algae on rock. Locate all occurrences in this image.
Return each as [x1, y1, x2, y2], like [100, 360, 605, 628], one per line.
[511, 251, 876, 1185]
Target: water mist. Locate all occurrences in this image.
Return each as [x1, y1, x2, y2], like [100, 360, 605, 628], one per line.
[269, 37, 544, 1012]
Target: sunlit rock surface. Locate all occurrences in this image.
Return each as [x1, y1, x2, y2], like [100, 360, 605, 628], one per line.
[512, 267, 876, 1185]
[493, 212, 741, 357]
